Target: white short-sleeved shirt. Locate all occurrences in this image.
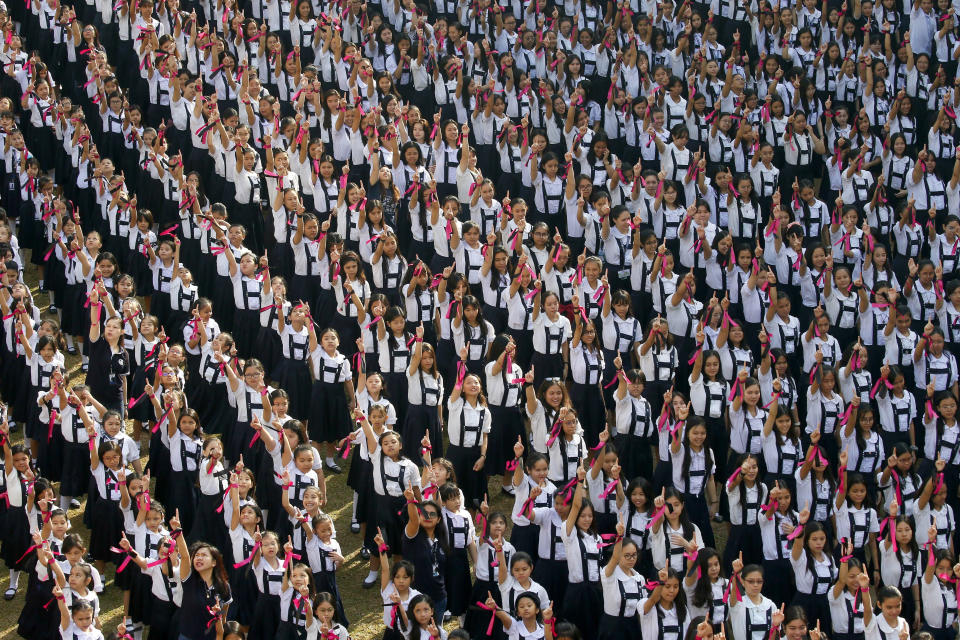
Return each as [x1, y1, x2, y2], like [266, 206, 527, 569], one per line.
[729, 595, 777, 640]
[865, 615, 910, 640]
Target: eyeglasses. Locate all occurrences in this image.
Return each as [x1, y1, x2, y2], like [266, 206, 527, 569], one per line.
[744, 578, 764, 585]
[422, 511, 438, 520]
[622, 552, 638, 559]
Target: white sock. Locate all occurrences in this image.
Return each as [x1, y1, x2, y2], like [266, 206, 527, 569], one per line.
[365, 570, 378, 582]
[458, 615, 466, 627]
[8, 570, 19, 588]
[82, 355, 89, 365]
[325, 457, 335, 466]
[351, 493, 359, 520]
[60, 495, 71, 510]
[65, 335, 75, 349]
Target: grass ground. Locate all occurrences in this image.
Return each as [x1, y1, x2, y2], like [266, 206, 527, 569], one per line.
[0, 261, 728, 639]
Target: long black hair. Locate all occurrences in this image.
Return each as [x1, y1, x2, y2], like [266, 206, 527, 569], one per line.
[680, 417, 714, 488]
[656, 567, 689, 625]
[729, 452, 766, 524]
[662, 488, 696, 542]
[690, 547, 723, 609]
[187, 541, 231, 597]
[801, 522, 833, 581]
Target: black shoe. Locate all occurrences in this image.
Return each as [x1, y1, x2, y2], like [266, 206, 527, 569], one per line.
[325, 461, 342, 474]
[350, 521, 360, 534]
[362, 574, 378, 589]
[360, 547, 371, 560]
[4, 586, 16, 600]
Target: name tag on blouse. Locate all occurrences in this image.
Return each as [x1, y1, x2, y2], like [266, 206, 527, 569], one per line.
[617, 268, 630, 280]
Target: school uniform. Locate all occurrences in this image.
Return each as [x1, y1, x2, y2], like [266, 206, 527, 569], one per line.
[378, 332, 413, 433]
[638, 342, 677, 419]
[865, 616, 911, 640]
[306, 535, 348, 626]
[529, 313, 570, 387]
[446, 396, 492, 507]
[597, 565, 645, 640]
[277, 587, 312, 640]
[484, 359, 525, 474]
[272, 324, 312, 420]
[638, 600, 688, 640]
[398, 365, 444, 464]
[88, 463, 125, 564]
[529, 507, 569, 616]
[308, 349, 352, 444]
[229, 271, 265, 359]
[381, 582, 421, 640]
[759, 508, 800, 607]
[920, 575, 958, 640]
[730, 595, 778, 640]
[614, 393, 654, 482]
[165, 429, 203, 536]
[790, 549, 837, 630]
[725, 481, 768, 569]
[441, 506, 474, 617]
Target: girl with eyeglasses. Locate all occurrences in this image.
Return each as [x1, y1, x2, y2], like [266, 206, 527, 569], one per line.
[402, 488, 450, 621]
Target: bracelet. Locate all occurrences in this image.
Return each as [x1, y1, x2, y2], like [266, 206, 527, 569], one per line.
[406, 499, 419, 505]
[377, 543, 389, 554]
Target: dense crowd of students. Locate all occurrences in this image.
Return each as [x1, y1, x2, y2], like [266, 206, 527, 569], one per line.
[2, 0, 960, 637]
